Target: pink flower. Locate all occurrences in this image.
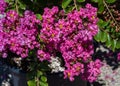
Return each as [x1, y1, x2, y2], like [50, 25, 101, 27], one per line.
[117, 53, 120, 60]
[82, 59, 102, 82]
[64, 68, 75, 81]
[0, 0, 7, 14]
[37, 50, 50, 61]
[6, 10, 18, 23]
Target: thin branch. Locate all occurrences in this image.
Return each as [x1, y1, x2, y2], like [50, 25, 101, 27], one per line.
[35, 76, 39, 86]
[73, 0, 78, 10]
[72, 6, 76, 11]
[103, 0, 118, 28]
[15, 0, 19, 13]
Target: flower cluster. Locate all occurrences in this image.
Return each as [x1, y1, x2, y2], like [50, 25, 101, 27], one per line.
[37, 49, 50, 61]
[117, 52, 120, 60]
[0, 0, 7, 14]
[0, 0, 102, 83]
[40, 4, 102, 82]
[82, 59, 102, 82]
[0, 10, 40, 58]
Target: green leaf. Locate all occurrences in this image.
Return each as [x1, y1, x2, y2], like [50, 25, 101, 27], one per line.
[62, 0, 72, 9]
[40, 81, 48, 86]
[18, 0, 26, 10]
[106, 0, 116, 3]
[98, 0, 104, 13]
[98, 4, 104, 13]
[106, 34, 112, 48]
[102, 21, 110, 28]
[36, 14, 42, 20]
[27, 80, 36, 86]
[98, 19, 104, 28]
[19, 3, 26, 10]
[94, 30, 101, 42]
[111, 39, 117, 51]
[98, 19, 103, 24]
[91, 0, 98, 3]
[5, 0, 11, 2]
[116, 40, 120, 49]
[41, 76, 47, 82]
[37, 70, 43, 77]
[64, 6, 75, 13]
[105, 25, 111, 32]
[77, 0, 85, 2]
[101, 31, 108, 42]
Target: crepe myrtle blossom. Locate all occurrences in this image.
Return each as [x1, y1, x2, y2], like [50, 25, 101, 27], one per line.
[80, 59, 102, 82]
[64, 62, 84, 81]
[40, 4, 101, 82]
[37, 50, 50, 61]
[0, 1, 102, 83]
[117, 52, 120, 60]
[0, 0, 7, 14]
[0, 10, 40, 58]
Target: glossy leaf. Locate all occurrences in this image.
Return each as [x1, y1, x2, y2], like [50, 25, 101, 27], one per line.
[36, 14, 42, 20]
[37, 70, 43, 77]
[106, 34, 112, 48]
[77, 0, 85, 2]
[98, 19, 104, 28]
[64, 6, 75, 13]
[91, 0, 98, 3]
[62, 0, 72, 9]
[116, 40, 120, 49]
[101, 31, 108, 42]
[18, 0, 26, 10]
[111, 39, 117, 51]
[102, 21, 110, 28]
[40, 81, 48, 86]
[98, 0, 104, 13]
[106, 0, 116, 3]
[98, 4, 104, 13]
[94, 30, 101, 42]
[41, 76, 47, 82]
[27, 80, 36, 86]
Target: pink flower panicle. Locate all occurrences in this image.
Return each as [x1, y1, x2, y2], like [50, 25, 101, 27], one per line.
[0, 10, 40, 58]
[0, 0, 7, 14]
[0, 2, 102, 82]
[81, 59, 102, 82]
[40, 4, 101, 82]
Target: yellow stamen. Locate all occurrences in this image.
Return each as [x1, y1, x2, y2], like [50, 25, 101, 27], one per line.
[10, 14, 14, 18]
[92, 16, 95, 19]
[40, 54, 44, 57]
[46, 27, 50, 30]
[59, 24, 63, 29]
[67, 72, 71, 77]
[76, 67, 80, 71]
[51, 34, 55, 37]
